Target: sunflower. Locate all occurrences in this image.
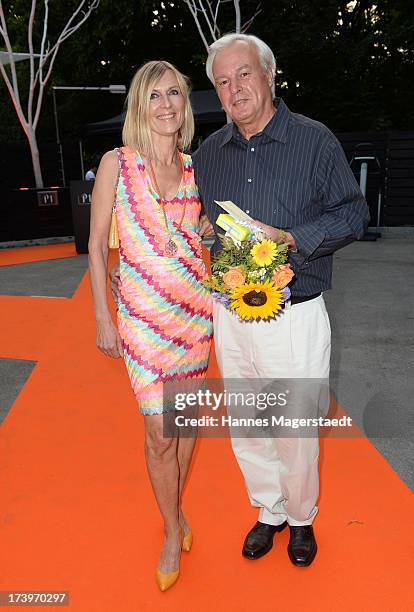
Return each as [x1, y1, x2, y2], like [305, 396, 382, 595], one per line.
[251, 239, 277, 267]
[230, 281, 284, 320]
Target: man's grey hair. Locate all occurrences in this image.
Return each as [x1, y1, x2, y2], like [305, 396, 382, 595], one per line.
[206, 33, 276, 84]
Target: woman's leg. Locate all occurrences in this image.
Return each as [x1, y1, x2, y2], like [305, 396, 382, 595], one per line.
[144, 414, 181, 573]
[177, 435, 197, 534]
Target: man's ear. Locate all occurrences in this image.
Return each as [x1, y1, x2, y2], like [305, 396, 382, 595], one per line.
[266, 68, 273, 88]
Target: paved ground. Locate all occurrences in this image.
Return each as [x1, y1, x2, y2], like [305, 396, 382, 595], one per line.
[1, 237, 413, 490]
[0, 255, 88, 297]
[0, 358, 37, 424]
[324, 237, 414, 490]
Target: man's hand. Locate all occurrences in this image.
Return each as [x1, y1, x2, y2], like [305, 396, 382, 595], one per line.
[109, 262, 121, 301]
[253, 220, 297, 250]
[199, 214, 215, 237]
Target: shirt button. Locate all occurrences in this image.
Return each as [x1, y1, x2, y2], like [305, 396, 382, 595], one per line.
[246, 209, 250, 214]
[247, 178, 252, 183]
[251, 147, 255, 152]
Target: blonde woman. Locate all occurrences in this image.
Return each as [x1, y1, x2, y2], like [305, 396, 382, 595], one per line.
[88, 61, 213, 591]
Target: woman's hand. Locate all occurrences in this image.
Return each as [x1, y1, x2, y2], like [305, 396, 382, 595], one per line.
[199, 214, 215, 237]
[96, 318, 123, 358]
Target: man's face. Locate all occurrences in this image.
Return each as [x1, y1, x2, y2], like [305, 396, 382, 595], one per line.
[212, 40, 273, 127]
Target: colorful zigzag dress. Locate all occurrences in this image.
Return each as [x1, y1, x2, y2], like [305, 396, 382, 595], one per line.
[115, 147, 213, 415]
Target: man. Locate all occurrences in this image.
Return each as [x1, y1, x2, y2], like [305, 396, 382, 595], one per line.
[192, 33, 369, 567]
[85, 165, 97, 181]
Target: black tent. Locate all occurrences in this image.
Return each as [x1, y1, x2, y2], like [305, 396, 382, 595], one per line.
[86, 89, 225, 135]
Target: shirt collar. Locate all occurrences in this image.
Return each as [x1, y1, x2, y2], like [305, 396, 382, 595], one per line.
[219, 97, 290, 147]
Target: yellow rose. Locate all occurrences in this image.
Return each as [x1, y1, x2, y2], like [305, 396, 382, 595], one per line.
[223, 267, 246, 290]
[272, 263, 294, 288]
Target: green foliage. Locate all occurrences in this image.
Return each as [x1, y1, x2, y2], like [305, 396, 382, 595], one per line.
[211, 237, 291, 294]
[254, 0, 414, 130]
[1, 0, 413, 149]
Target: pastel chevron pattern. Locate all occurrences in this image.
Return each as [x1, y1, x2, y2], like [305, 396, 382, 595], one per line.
[115, 147, 213, 415]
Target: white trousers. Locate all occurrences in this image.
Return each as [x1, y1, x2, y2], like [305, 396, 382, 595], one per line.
[214, 295, 331, 526]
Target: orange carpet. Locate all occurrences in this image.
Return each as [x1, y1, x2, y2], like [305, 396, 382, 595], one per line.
[0, 244, 413, 611]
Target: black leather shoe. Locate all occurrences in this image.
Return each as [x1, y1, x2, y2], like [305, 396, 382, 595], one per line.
[242, 521, 288, 560]
[287, 526, 317, 567]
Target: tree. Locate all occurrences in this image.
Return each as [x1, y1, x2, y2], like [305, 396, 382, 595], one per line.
[182, 0, 262, 50]
[0, 0, 99, 187]
[179, 0, 262, 125]
[252, 0, 414, 131]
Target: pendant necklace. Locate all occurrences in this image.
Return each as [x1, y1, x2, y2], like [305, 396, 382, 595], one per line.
[148, 151, 187, 256]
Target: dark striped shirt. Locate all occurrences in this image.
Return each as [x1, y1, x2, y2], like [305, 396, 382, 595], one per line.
[192, 98, 370, 296]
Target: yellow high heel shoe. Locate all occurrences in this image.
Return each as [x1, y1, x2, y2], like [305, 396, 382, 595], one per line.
[182, 530, 193, 552]
[155, 529, 183, 592]
[156, 567, 180, 592]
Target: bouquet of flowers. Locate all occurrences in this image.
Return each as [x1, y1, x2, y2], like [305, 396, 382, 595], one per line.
[206, 233, 295, 322]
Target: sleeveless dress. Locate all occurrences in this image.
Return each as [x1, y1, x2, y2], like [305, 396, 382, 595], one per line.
[115, 147, 213, 415]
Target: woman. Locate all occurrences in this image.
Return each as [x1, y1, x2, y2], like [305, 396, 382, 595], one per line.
[88, 61, 213, 591]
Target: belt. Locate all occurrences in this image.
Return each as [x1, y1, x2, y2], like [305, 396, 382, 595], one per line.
[290, 292, 321, 305]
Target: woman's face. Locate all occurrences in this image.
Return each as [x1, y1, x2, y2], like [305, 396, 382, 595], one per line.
[148, 69, 185, 139]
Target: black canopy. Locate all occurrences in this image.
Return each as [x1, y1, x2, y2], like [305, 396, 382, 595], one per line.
[86, 89, 225, 135]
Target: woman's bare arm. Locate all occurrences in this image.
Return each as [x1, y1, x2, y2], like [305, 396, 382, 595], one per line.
[88, 150, 123, 358]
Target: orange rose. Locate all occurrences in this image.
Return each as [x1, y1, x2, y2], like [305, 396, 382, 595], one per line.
[272, 263, 294, 288]
[223, 267, 246, 290]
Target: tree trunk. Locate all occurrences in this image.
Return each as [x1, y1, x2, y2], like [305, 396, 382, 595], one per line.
[26, 127, 44, 188]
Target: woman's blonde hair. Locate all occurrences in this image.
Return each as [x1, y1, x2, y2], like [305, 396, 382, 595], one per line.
[122, 60, 194, 159]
